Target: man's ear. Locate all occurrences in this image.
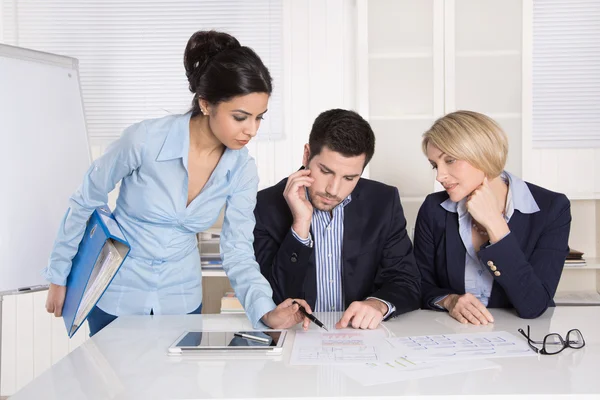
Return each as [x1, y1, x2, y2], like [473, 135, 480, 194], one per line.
[302, 144, 310, 168]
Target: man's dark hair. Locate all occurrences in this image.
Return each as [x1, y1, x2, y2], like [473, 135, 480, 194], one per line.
[308, 109, 375, 167]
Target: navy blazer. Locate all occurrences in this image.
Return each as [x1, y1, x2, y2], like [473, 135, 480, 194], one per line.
[414, 182, 571, 319]
[253, 177, 421, 317]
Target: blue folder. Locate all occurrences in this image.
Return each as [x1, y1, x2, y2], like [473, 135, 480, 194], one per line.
[62, 206, 130, 337]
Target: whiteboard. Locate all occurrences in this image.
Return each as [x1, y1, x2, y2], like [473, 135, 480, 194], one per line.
[0, 44, 91, 294]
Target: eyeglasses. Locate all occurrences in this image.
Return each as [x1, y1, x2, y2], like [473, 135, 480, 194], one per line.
[518, 325, 585, 355]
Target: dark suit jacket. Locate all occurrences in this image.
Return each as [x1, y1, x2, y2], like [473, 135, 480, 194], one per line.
[414, 182, 571, 319]
[253, 177, 421, 318]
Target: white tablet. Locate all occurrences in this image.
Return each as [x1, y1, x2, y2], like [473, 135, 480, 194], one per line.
[167, 330, 287, 355]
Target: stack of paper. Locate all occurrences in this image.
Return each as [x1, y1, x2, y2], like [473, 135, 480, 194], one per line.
[290, 328, 534, 386]
[337, 358, 499, 386]
[200, 253, 222, 269]
[220, 292, 244, 314]
[199, 230, 223, 270]
[565, 248, 586, 267]
[72, 240, 123, 331]
[385, 331, 534, 362]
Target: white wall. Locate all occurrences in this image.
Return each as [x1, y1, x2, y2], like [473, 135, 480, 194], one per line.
[0, 0, 4, 43]
[247, 0, 358, 189]
[0, 0, 358, 396]
[527, 149, 600, 201]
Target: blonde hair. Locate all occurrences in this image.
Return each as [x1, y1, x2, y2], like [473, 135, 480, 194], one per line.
[421, 110, 508, 178]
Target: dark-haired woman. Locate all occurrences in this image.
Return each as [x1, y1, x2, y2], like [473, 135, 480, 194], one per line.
[44, 31, 310, 336]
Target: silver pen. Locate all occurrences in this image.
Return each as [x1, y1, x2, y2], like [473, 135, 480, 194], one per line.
[233, 332, 271, 344]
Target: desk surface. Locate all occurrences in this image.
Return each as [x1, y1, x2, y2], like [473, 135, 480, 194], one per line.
[11, 307, 600, 399]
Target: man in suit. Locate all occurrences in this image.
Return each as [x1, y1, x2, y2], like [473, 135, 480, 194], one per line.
[253, 109, 420, 330]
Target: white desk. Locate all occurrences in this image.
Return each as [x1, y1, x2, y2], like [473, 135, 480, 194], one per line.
[10, 307, 600, 399]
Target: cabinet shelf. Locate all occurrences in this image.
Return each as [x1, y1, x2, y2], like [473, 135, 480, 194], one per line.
[202, 269, 226, 277]
[554, 290, 600, 306]
[564, 258, 600, 270]
[199, 239, 220, 244]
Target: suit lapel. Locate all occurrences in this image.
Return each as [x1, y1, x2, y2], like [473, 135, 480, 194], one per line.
[305, 225, 318, 308]
[341, 185, 365, 308]
[506, 211, 527, 241]
[445, 211, 467, 294]
[343, 201, 363, 259]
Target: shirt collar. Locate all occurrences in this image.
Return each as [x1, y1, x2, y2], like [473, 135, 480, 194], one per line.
[440, 170, 540, 217]
[503, 171, 540, 215]
[340, 195, 352, 208]
[156, 113, 191, 162]
[156, 112, 236, 179]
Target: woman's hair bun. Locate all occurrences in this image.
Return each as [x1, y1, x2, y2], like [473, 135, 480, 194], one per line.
[184, 30, 241, 92]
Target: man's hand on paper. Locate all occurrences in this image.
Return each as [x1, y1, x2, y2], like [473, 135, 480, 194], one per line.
[440, 293, 494, 325]
[45, 283, 66, 317]
[335, 299, 387, 330]
[261, 298, 312, 329]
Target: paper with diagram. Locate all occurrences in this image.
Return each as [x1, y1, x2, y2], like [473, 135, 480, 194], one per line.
[290, 329, 393, 365]
[386, 331, 535, 362]
[337, 357, 500, 386]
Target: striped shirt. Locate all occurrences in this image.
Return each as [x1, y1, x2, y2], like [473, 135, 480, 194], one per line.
[310, 196, 352, 312]
[291, 194, 394, 317]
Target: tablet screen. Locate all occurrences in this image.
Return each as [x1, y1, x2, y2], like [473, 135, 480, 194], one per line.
[175, 331, 283, 348]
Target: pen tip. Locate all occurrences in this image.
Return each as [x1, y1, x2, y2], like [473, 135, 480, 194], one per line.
[323, 326, 329, 332]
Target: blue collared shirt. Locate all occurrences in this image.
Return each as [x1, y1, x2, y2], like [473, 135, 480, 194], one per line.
[43, 113, 276, 326]
[291, 194, 395, 317]
[438, 171, 540, 306]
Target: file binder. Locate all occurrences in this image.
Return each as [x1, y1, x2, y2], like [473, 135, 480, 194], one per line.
[62, 206, 130, 337]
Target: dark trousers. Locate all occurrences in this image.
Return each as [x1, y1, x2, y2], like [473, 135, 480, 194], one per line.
[87, 303, 203, 337]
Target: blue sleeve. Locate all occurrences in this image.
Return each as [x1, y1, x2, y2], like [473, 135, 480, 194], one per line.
[366, 188, 421, 317]
[220, 157, 277, 327]
[414, 196, 455, 310]
[42, 122, 146, 285]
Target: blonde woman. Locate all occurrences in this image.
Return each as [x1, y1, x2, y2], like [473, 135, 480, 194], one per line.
[414, 111, 571, 324]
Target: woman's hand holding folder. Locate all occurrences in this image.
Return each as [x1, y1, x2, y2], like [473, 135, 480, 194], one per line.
[46, 283, 66, 317]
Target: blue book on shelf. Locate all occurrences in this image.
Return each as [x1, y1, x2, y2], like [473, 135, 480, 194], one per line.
[62, 206, 130, 338]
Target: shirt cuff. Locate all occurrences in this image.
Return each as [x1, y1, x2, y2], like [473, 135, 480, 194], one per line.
[366, 297, 395, 319]
[245, 295, 277, 328]
[432, 295, 448, 310]
[41, 265, 68, 286]
[290, 227, 313, 248]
